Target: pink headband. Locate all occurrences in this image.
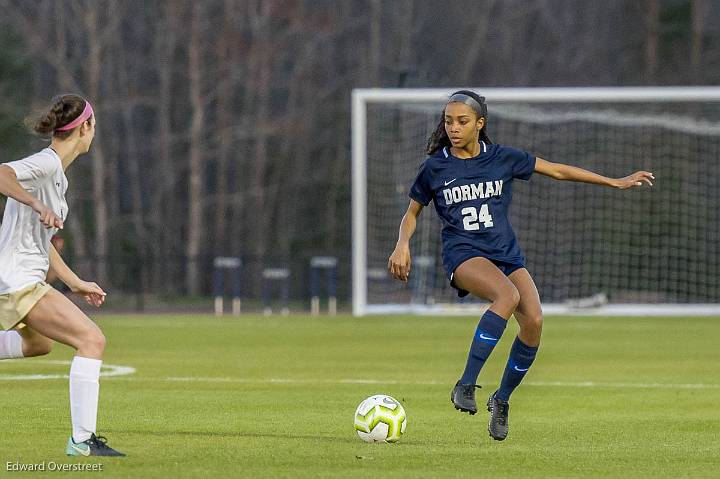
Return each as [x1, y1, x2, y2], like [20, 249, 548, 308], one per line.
[55, 101, 94, 132]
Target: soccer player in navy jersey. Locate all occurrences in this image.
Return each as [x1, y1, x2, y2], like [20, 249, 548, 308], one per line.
[388, 90, 654, 441]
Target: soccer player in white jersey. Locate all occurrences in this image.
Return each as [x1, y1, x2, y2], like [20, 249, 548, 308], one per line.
[0, 94, 124, 457]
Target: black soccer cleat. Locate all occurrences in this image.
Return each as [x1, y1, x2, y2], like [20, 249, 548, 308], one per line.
[451, 381, 481, 415]
[486, 393, 510, 441]
[66, 433, 126, 457]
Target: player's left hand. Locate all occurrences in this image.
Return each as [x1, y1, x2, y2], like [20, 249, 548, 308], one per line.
[613, 171, 654, 189]
[71, 280, 107, 308]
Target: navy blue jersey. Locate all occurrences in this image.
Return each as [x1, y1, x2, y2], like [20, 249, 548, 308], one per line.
[409, 142, 536, 278]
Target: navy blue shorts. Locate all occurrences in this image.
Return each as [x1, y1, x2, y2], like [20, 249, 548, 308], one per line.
[449, 257, 525, 298]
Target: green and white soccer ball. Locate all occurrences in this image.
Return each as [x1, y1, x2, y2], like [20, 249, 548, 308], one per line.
[354, 394, 407, 443]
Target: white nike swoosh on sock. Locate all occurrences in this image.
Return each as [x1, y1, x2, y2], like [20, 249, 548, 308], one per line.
[513, 366, 529, 372]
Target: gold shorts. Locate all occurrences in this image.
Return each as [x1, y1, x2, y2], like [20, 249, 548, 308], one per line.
[0, 282, 52, 330]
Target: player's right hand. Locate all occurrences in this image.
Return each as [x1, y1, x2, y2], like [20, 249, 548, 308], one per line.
[388, 244, 412, 282]
[71, 280, 107, 308]
[33, 201, 63, 229]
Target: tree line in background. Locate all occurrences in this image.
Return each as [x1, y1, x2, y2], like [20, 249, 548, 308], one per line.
[0, 0, 716, 302]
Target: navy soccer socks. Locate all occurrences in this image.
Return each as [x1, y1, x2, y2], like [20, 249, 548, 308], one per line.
[495, 336, 539, 401]
[459, 310, 507, 385]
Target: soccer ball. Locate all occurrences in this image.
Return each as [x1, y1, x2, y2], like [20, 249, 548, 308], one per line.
[354, 394, 407, 443]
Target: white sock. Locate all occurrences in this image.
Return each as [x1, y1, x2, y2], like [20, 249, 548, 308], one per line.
[0, 330, 24, 359]
[69, 356, 102, 443]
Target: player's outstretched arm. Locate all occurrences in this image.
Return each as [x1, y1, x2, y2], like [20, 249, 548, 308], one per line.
[388, 199, 424, 283]
[49, 243, 107, 307]
[534, 158, 654, 189]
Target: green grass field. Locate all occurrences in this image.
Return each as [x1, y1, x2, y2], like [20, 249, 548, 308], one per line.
[1, 314, 719, 478]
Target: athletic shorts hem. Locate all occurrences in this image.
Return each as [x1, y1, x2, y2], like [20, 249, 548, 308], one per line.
[0, 282, 52, 330]
[448, 255, 525, 298]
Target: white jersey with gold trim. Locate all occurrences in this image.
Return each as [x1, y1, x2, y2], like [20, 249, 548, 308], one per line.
[0, 148, 68, 294]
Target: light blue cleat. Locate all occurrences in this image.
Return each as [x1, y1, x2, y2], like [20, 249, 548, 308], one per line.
[66, 434, 125, 457]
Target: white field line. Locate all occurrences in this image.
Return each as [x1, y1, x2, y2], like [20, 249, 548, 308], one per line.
[2, 365, 718, 390]
[157, 376, 720, 390]
[0, 359, 135, 380]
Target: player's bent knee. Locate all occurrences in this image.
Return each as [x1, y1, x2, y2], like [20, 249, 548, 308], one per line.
[79, 330, 106, 356]
[521, 314, 543, 335]
[92, 332, 107, 354]
[502, 285, 521, 311]
[531, 314, 543, 332]
[490, 285, 520, 317]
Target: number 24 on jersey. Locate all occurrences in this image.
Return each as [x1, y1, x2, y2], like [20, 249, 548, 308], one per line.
[461, 205, 493, 230]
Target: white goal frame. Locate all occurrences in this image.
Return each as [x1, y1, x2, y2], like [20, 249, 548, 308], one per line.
[352, 87, 720, 317]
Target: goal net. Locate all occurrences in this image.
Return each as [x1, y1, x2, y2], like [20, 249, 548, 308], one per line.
[352, 87, 720, 316]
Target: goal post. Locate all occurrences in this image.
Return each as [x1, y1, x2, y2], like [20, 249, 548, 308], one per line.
[352, 87, 720, 317]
